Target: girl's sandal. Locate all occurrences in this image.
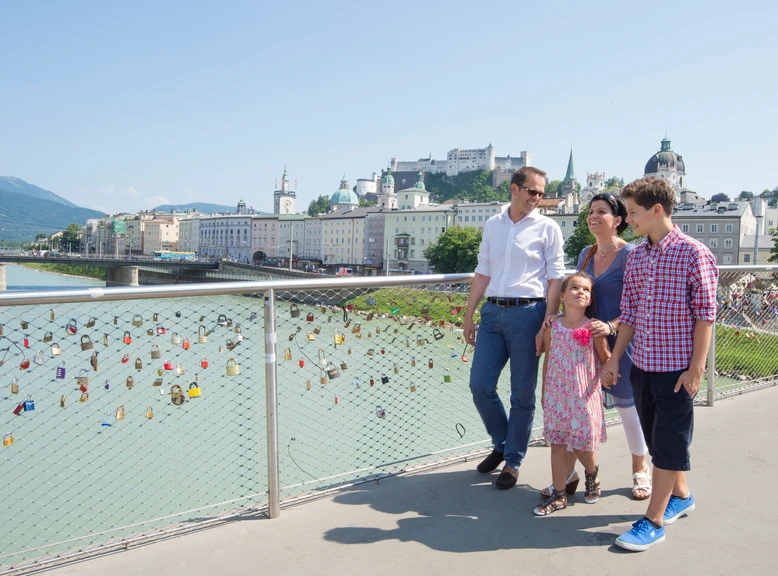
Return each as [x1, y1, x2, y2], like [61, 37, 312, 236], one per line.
[631, 471, 652, 501]
[584, 466, 601, 504]
[540, 470, 579, 498]
[533, 489, 568, 516]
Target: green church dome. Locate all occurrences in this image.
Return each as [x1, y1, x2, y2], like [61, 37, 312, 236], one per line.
[331, 174, 359, 205]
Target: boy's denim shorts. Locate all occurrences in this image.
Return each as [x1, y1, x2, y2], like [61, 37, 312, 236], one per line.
[630, 366, 694, 471]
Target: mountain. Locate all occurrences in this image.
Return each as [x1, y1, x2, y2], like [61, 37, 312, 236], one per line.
[0, 189, 104, 243]
[0, 176, 79, 208]
[153, 202, 266, 215]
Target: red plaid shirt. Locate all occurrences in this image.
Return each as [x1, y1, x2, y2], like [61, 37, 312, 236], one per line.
[621, 225, 718, 372]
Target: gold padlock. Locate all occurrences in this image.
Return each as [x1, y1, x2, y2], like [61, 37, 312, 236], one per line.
[153, 312, 159, 322]
[171, 384, 185, 406]
[320, 373, 329, 385]
[146, 406, 154, 419]
[11, 378, 19, 394]
[151, 344, 161, 360]
[411, 356, 416, 367]
[394, 363, 399, 374]
[348, 347, 352, 355]
[334, 333, 343, 345]
[340, 360, 348, 371]
[86, 317, 96, 328]
[3, 433, 13, 447]
[80, 392, 89, 403]
[103, 333, 109, 346]
[226, 358, 240, 376]
[80, 335, 94, 351]
[410, 384, 417, 393]
[50, 309, 55, 321]
[126, 375, 135, 389]
[60, 395, 67, 408]
[43, 331, 53, 343]
[198, 325, 208, 344]
[284, 348, 292, 361]
[132, 314, 143, 327]
[306, 331, 316, 342]
[313, 326, 321, 335]
[115, 405, 125, 420]
[134, 358, 143, 370]
[376, 326, 381, 335]
[306, 379, 311, 390]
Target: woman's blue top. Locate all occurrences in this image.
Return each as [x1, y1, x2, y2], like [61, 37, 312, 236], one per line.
[577, 243, 635, 408]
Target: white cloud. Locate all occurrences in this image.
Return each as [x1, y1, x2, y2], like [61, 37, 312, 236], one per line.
[122, 187, 139, 197]
[100, 185, 115, 196]
[145, 195, 171, 207]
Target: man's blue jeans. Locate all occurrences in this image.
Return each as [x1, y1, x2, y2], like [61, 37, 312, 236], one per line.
[469, 300, 546, 469]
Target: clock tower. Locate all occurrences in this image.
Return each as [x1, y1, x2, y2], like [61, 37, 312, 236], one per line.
[273, 167, 297, 215]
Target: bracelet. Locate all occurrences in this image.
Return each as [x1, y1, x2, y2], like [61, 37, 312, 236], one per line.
[607, 321, 617, 335]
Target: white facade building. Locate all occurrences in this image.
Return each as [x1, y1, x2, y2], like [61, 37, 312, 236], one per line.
[581, 172, 606, 203]
[278, 215, 307, 264]
[356, 173, 378, 196]
[199, 215, 252, 261]
[178, 218, 201, 253]
[321, 208, 368, 267]
[397, 171, 431, 210]
[250, 215, 280, 261]
[383, 205, 456, 273]
[452, 201, 508, 229]
[302, 217, 323, 261]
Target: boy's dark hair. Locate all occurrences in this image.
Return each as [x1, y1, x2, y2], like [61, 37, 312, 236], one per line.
[511, 166, 547, 188]
[620, 177, 676, 215]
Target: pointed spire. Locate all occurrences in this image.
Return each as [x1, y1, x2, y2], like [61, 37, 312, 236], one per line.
[564, 148, 575, 181]
[282, 165, 288, 180]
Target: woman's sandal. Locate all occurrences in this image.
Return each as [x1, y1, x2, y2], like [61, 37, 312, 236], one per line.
[533, 489, 568, 516]
[631, 471, 652, 501]
[540, 470, 579, 498]
[584, 466, 601, 504]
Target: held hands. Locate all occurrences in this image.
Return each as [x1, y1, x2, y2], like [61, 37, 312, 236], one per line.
[601, 358, 619, 389]
[674, 366, 703, 398]
[588, 319, 611, 338]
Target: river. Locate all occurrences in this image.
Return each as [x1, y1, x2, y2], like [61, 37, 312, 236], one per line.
[4, 263, 105, 291]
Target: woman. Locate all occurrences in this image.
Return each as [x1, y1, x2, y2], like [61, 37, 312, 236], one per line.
[541, 192, 651, 501]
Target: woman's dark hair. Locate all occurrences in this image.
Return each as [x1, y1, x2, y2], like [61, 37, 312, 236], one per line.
[590, 192, 628, 234]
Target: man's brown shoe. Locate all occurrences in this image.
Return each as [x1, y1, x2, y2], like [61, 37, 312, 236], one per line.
[495, 465, 519, 490]
[476, 449, 504, 473]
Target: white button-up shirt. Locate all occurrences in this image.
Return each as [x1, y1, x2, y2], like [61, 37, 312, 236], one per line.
[474, 206, 566, 298]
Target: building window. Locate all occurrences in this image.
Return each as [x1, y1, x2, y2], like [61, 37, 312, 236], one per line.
[724, 239, 733, 248]
[573, 221, 578, 228]
[561, 220, 566, 228]
[682, 224, 689, 233]
[711, 224, 718, 233]
[696, 224, 704, 233]
[723, 254, 732, 264]
[710, 238, 718, 249]
[744, 254, 751, 263]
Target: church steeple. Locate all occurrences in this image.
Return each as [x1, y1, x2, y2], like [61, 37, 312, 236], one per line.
[564, 148, 575, 181]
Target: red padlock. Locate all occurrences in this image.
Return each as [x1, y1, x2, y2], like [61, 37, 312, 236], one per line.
[346, 302, 354, 312]
[299, 358, 305, 367]
[306, 312, 314, 322]
[79, 383, 88, 393]
[23, 337, 29, 348]
[155, 325, 166, 335]
[334, 395, 339, 404]
[200, 357, 209, 369]
[66, 319, 78, 335]
[439, 319, 445, 327]
[182, 339, 191, 350]
[19, 359, 30, 370]
[456, 306, 463, 313]
[123, 331, 132, 345]
[164, 361, 173, 371]
[380, 349, 385, 355]
[13, 403, 24, 415]
[121, 354, 130, 364]
[369, 377, 375, 386]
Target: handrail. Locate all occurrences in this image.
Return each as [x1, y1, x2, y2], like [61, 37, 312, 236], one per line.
[0, 273, 476, 306]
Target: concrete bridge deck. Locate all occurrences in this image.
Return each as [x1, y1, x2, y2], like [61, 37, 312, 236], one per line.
[42, 385, 775, 576]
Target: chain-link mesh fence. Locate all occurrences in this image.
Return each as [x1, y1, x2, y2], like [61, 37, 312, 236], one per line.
[2, 268, 777, 572]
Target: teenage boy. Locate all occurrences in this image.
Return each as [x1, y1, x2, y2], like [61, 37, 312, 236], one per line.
[602, 177, 718, 551]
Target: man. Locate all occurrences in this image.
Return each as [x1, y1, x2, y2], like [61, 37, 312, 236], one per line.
[603, 177, 718, 551]
[464, 166, 565, 489]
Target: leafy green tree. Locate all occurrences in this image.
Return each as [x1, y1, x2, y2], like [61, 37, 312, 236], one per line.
[358, 197, 375, 208]
[545, 180, 563, 198]
[711, 193, 730, 203]
[307, 195, 331, 216]
[61, 223, 82, 252]
[423, 226, 483, 273]
[35, 233, 47, 240]
[604, 177, 625, 189]
[769, 228, 778, 263]
[738, 191, 755, 200]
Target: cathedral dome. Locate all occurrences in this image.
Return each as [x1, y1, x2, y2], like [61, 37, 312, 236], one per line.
[413, 170, 426, 190]
[644, 137, 685, 175]
[382, 167, 394, 185]
[331, 174, 359, 206]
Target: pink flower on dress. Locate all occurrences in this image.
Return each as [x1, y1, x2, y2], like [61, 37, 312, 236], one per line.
[572, 327, 591, 347]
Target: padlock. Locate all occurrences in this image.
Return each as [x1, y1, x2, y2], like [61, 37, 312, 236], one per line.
[163, 360, 173, 371]
[347, 346, 352, 355]
[284, 347, 292, 361]
[198, 326, 208, 344]
[76, 369, 90, 387]
[393, 363, 399, 374]
[86, 317, 96, 328]
[353, 377, 362, 389]
[135, 358, 143, 370]
[405, 338, 410, 347]
[218, 344, 224, 353]
[188, 382, 201, 398]
[367, 331, 372, 339]
[182, 337, 191, 350]
[43, 331, 53, 343]
[13, 403, 24, 415]
[23, 336, 29, 348]
[10, 378, 19, 394]
[157, 368, 164, 376]
[123, 331, 132, 345]
[376, 406, 386, 418]
[155, 324, 166, 335]
[369, 376, 375, 386]
[200, 357, 209, 369]
[226, 338, 237, 350]
[146, 406, 154, 419]
[355, 332, 362, 339]
[103, 333, 109, 346]
[3, 433, 14, 447]
[289, 304, 300, 319]
[411, 356, 416, 367]
[304, 331, 316, 343]
[249, 311, 257, 321]
[306, 312, 314, 322]
[113, 316, 118, 325]
[381, 373, 389, 384]
[153, 377, 163, 387]
[346, 301, 355, 311]
[313, 326, 321, 335]
[326, 361, 341, 380]
[146, 328, 154, 336]
[90, 351, 99, 371]
[115, 404, 125, 420]
[428, 358, 434, 368]
[319, 304, 327, 313]
[318, 348, 327, 367]
[416, 334, 425, 346]
[131, 314, 143, 327]
[176, 364, 185, 375]
[235, 326, 244, 342]
[151, 344, 161, 360]
[171, 332, 181, 345]
[439, 318, 445, 327]
[351, 323, 361, 334]
[334, 395, 339, 405]
[80, 392, 89, 402]
[226, 318, 233, 327]
[60, 395, 67, 408]
[340, 360, 348, 371]
[306, 379, 311, 390]
[0, 323, 4, 337]
[366, 348, 375, 356]
[20, 320, 29, 329]
[153, 312, 159, 322]
[33, 350, 45, 365]
[327, 316, 332, 324]
[367, 312, 375, 321]
[23, 394, 35, 411]
[334, 332, 344, 345]
[410, 384, 417, 393]
[104, 379, 110, 390]
[433, 328, 444, 341]
[126, 375, 135, 389]
[320, 372, 329, 385]
[171, 384, 185, 406]
[376, 326, 381, 334]
[226, 358, 240, 376]
[443, 369, 452, 383]
[121, 354, 130, 364]
[50, 309, 55, 321]
[299, 358, 305, 367]
[19, 358, 30, 370]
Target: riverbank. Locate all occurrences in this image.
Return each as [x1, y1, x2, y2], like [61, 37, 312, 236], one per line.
[17, 262, 106, 280]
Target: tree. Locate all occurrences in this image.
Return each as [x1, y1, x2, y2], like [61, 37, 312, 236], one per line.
[738, 191, 755, 200]
[564, 205, 637, 262]
[35, 233, 47, 240]
[307, 195, 331, 216]
[711, 193, 730, 203]
[61, 223, 82, 252]
[769, 227, 778, 263]
[423, 226, 483, 273]
[358, 197, 374, 208]
[604, 177, 625, 189]
[545, 180, 563, 198]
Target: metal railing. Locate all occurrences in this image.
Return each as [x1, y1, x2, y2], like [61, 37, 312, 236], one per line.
[0, 267, 777, 572]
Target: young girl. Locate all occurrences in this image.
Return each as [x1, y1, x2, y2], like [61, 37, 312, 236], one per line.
[534, 273, 610, 516]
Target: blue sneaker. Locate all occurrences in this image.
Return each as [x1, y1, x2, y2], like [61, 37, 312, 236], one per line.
[663, 494, 695, 525]
[615, 518, 665, 551]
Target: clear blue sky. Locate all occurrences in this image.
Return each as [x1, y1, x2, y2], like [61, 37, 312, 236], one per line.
[1, 0, 775, 215]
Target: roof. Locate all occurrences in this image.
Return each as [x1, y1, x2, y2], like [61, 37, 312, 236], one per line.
[740, 235, 773, 249]
[538, 198, 565, 208]
[672, 203, 750, 218]
[644, 137, 686, 174]
[564, 149, 575, 181]
[321, 207, 384, 220]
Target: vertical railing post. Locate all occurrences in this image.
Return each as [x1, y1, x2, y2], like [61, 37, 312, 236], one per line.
[264, 288, 281, 518]
[707, 323, 716, 407]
